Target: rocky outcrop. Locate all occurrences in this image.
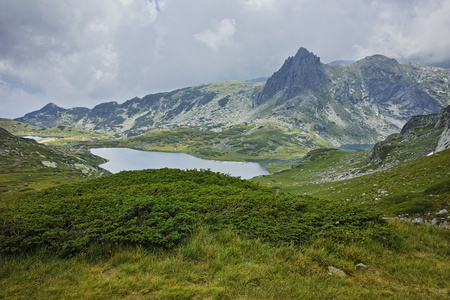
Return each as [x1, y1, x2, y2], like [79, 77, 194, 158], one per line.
[254, 49, 449, 145]
[354, 55, 441, 119]
[255, 47, 328, 106]
[401, 105, 450, 154]
[368, 105, 450, 165]
[435, 105, 450, 152]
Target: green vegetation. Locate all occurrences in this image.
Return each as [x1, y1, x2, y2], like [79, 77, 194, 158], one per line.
[0, 118, 105, 140]
[1, 106, 450, 298]
[1, 169, 449, 299]
[253, 148, 450, 221]
[0, 127, 108, 194]
[0, 168, 396, 257]
[114, 121, 332, 161]
[0, 221, 448, 299]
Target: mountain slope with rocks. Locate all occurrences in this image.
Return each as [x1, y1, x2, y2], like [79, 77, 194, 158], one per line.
[0, 127, 108, 193]
[252, 106, 450, 225]
[16, 48, 450, 148]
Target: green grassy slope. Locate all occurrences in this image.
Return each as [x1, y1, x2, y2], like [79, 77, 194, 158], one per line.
[253, 148, 450, 223]
[0, 118, 106, 139]
[0, 168, 395, 257]
[1, 168, 449, 299]
[0, 127, 108, 195]
[254, 107, 450, 221]
[79, 121, 332, 161]
[1, 107, 449, 298]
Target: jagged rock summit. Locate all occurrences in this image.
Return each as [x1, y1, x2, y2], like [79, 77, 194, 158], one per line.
[16, 47, 450, 147]
[255, 47, 328, 106]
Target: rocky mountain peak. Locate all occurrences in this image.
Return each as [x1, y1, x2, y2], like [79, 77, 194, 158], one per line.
[39, 102, 64, 113]
[255, 47, 327, 106]
[20, 102, 67, 124]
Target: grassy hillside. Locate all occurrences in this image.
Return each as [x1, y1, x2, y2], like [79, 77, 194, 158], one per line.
[1, 107, 449, 298]
[1, 168, 395, 256]
[1, 169, 449, 299]
[254, 106, 450, 223]
[60, 121, 332, 161]
[0, 127, 108, 195]
[122, 121, 331, 161]
[253, 147, 450, 224]
[0, 118, 106, 140]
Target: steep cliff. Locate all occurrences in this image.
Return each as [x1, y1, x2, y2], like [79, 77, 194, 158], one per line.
[255, 47, 328, 106]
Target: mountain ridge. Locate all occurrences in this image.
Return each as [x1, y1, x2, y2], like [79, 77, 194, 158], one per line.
[16, 47, 450, 147]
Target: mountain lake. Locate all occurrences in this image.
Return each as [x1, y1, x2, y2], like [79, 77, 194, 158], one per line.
[21, 135, 372, 178]
[338, 144, 373, 152]
[90, 148, 270, 179]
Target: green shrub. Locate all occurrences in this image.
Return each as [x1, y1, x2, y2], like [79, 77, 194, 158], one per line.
[0, 169, 397, 257]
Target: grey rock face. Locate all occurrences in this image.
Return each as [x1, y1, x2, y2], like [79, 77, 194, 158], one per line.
[253, 49, 449, 145]
[18, 102, 89, 128]
[400, 105, 450, 154]
[435, 106, 450, 152]
[255, 47, 328, 106]
[357, 56, 441, 118]
[368, 105, 450, 166]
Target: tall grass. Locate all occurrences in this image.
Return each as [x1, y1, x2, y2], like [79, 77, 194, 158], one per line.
[1, 221, 449, 299]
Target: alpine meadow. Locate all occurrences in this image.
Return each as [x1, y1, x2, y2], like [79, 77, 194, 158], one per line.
[1, 44, 450, 299]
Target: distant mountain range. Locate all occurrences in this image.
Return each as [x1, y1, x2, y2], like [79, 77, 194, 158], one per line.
[16, 47, 450, 146]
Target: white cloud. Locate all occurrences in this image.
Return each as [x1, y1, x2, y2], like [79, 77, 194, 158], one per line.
[353, 0, 450, 63]
[118, 0, 133, 6]
[243, 0, 276, 10]
[194, 18, 236, 51]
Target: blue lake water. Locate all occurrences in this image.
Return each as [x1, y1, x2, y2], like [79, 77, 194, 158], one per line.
[90, 148, 270, 179]
[338, 144, 373, 152]
[22, 136, 45, 140]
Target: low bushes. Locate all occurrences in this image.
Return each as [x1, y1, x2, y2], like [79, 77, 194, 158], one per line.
[0, 168, 398, 257]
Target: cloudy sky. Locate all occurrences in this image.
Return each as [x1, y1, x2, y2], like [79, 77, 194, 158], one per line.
[1, 0, 450, 118]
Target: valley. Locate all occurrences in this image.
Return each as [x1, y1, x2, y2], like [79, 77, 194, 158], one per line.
[1, 47, 450, 299]
[1, 104, 449, 298]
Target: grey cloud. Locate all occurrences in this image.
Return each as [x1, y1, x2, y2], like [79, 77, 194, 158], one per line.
[1, 0, 449, 118]
[194, 18, 236, 51]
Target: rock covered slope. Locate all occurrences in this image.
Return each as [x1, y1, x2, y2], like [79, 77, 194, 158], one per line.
[292, 105, 450, 184]
[0, 127, 108, 192]
[17, 81, 262, 138]
[17, 48, 450, 146]
[255, 48, 449, 145]
[368, 105, 450, 168]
